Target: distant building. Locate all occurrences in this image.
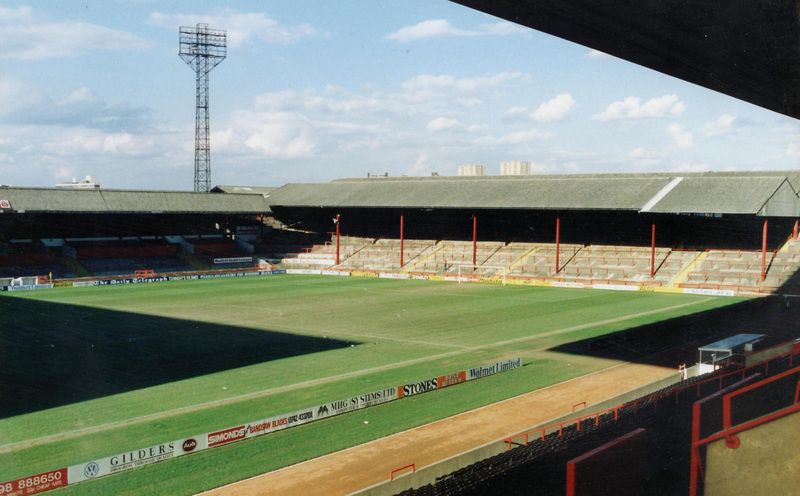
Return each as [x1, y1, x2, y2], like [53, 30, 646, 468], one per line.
[458, 164, 486, 176]
[55, 176, 102, 189]
[500, 161, 531, 176]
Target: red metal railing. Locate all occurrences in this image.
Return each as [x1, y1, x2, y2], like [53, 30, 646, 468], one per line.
[389, 463, 416, 481]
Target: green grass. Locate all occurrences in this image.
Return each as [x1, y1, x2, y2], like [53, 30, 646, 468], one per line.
[0, 275, 745, 494]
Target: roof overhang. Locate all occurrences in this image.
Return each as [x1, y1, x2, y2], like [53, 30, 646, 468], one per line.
[450, 0, 800, 120]
[0, 187, 270, 215]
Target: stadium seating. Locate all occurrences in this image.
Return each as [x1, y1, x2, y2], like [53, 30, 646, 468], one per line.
[280, 237, 374, 269]
[0, 242, 72, 278]
[398, 343, 800, 496]
[337, 238, 436, 271]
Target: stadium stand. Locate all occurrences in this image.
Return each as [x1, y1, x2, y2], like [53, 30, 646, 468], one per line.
[395, 341, 800, 496]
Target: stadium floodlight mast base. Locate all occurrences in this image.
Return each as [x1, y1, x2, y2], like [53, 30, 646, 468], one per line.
[179, 23, 227, 193]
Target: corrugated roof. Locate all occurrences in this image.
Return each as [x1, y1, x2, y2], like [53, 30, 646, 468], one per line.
[210, 185, 277, 196]
[0, 187, 269, 214]
[647, 176, 798, 215]
[268, 177, 671, 210]
[267, 172, 800, 216]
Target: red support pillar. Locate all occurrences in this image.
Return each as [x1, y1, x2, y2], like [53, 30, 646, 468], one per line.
[793, 219, 798, 240]
[399, 214, 405, 268]
[472, 214, 478, 266]
[555, 216, 561, 274]
[650, 223, 656, 279]
[761, 218, 768, 281]
[335, 213, 341, 265]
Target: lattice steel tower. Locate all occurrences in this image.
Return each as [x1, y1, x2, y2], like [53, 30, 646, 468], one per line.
[179, 24, 227, 192]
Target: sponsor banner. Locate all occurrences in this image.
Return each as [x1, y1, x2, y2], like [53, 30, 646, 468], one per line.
[506, 278, 549, 288]
[683, 288, 736, 297]
[379, 272, 409, 280]
[321, 270, 351, 277]
[213, 256, 253, 264]
[411, 274, 429, 281]
[177, 436, 205, 454]
[0, 469, 67, 496]
[437, 371, 467, 389]
[245, 409, 314, 439]
[285, 269, 323, 275]
[271, 269, 287, 275]
[443, 276, 471, 282]
[315, 387, 397, 419]
[67, 441, 178, 484]
[592, 283, 640, 292]
[467, 358, 522, 381]
[350, 270, 378, 278]
[21, 358, 519, 495]
[0, 200, 10, 209]
[397, 378, 438, 399]
[551, 281, 588, 289]
[207, 426, 246, 448]
[70, 271, 279, 288]
[2, 284, 53, 292]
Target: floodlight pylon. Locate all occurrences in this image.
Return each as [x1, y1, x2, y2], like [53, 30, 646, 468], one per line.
[179, 23, 227, 192]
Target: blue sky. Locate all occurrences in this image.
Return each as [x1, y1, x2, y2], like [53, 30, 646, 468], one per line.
[0, 1, 798, 190]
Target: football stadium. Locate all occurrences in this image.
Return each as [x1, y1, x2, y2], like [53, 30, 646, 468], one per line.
[2, 2, 800, 496]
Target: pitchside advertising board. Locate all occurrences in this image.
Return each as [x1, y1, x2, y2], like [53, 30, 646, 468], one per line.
[2, 357, 521, 494]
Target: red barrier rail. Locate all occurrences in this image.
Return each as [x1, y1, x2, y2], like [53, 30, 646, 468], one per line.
[722, 364, 800, 430]
[389, 463, 416, 481]
[572, 401, 587, 413]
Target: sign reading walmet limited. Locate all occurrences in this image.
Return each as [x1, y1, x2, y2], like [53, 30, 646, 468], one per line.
[467, 358, 522, 380]
[10, 358, 521, 494]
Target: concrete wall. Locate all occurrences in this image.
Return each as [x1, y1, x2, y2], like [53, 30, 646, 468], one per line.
[704, 410, 800, 495]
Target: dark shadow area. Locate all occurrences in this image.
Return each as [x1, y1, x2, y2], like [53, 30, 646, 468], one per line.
[549, 295, 800, 368]
[0, 296, 353, 418]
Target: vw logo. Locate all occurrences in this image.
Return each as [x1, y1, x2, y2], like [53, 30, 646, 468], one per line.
[84, 462, 100, 478]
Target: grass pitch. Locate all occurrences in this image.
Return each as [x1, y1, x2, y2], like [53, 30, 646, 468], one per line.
[0, 275, 743, 494]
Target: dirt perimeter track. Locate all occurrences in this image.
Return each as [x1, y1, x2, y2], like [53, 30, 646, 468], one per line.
[200, 362, 675, 496]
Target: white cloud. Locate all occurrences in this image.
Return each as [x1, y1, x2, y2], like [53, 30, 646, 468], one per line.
[629, 147, 657, 159]
[668, 162, 710, 173]
[587, 49, 611, 59]
[480, 22, 529, 36]
[0, 6, 149, 60]
[628, 147, 663, 167]
[387, 19, 529, 42]
[502, 106, 532, 123]
[786, 141, 800, 158]
[667, 124, 694, 148]
[426, 117, 461, 132]
[150, 11, 317, 48]
[501, 94, 575, 124]
[701, 114, 737, 137]
[402, 72, 528, 94]
[593, 94, 685, 121]
[407, 152, 432, 176]
[476, 129, 554, 145]
[44, 128, 155, 157]
[532, 94, 575, 123]
[0, 77, 154, 132]
[386, 19, 478, 42]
